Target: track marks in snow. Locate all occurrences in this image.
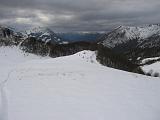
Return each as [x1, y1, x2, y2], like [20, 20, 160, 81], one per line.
[0, 84, 8, 120]
[56, 72, 85, 81]
[16, 68, 86, 81]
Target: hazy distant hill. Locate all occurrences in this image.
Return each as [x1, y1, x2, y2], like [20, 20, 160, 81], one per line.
[57, 32, 104, 42]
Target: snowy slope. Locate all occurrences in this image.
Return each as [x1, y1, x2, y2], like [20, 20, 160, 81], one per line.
[101, 24, 160, 48]
[142, 62, 160, 76]
[141, 57, 160, 76]
[0, 47, 160, 120]
[139, 57, 160, 76]
[0, 46, 48, 84]
[0, 46, 49, 120]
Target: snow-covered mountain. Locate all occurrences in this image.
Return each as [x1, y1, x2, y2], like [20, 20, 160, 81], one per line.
[0, 26, 68, 45]
[100, 24, 160, 49]
[0, 25, 145, 73]
[24, 27, 68, 44]
[1, 24, 159, 75]
[0, 47, 160, 120]
[0, 26, 71, 57]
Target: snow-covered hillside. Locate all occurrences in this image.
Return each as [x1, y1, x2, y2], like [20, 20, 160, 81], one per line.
[101, 24, 160, 48]
[0, 47, 160, 120]
[142, 62, 160, 76]
[141, 57, 160, 76]
[0, 46, 48, 84]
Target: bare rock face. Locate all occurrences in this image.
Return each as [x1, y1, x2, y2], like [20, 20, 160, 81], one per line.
[0, 26, 13, 38]
[0, 26, 16, 46]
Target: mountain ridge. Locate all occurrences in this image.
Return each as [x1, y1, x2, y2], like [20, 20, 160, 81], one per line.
[100, 24, 160, 49]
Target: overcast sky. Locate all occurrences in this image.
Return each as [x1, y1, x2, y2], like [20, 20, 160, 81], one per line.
[0, 0, 160, 32]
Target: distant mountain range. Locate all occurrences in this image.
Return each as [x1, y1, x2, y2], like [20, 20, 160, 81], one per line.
[57, 32, 104, 42]
[99, 24, 160, 60]
[1, 24, 160, 75]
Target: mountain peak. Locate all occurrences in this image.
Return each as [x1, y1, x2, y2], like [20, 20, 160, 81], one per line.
[23, 27, 68, 44]
[100, 24, 160, 48]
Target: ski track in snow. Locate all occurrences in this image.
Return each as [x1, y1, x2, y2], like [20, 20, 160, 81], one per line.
[0, 84, 8, 120]
[0, 69, 13, 120]
[0, 46, 48, 120]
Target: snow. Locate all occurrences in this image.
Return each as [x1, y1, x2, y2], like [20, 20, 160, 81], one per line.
[59, 41, 69, 44]
[140, 57, 160, 76]
[119, 25, 160, 39]
[142, 61, 160, 76]
[0, 46, 48, 84]
[75, 50, 98, 64]
[41, 32, 50, 36]
[0, 46, 49, 120]
[141, 57, 160, 64]
[0, 47, 160, 120]
[25, 27, 47, 35]
[138, 27, 158, 38]
[45, 38, 51, 43]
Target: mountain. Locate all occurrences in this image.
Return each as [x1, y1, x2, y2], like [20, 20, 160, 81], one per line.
[0, 25, 145, 74]
[97, 24, 160, 75]
[24, 27, 68, 44]
[0, 26, 70, 56]
[99, 24, 160, 51]
[0, 25, 144, 74]
[57, 32, 104, 42]
[0, 26, 69, 46]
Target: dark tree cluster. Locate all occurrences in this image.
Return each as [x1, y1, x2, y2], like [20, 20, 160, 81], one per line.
[48, 41, 97, 57]
[20, 37, 50, 56]
[97, 45, 144, 74]
[125, 47, 160, 64]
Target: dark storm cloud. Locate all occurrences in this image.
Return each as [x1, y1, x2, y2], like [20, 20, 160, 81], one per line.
[0, 0, 160, 32]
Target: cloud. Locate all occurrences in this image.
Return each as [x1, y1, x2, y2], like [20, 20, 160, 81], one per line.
[0, 0, 160, 32]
